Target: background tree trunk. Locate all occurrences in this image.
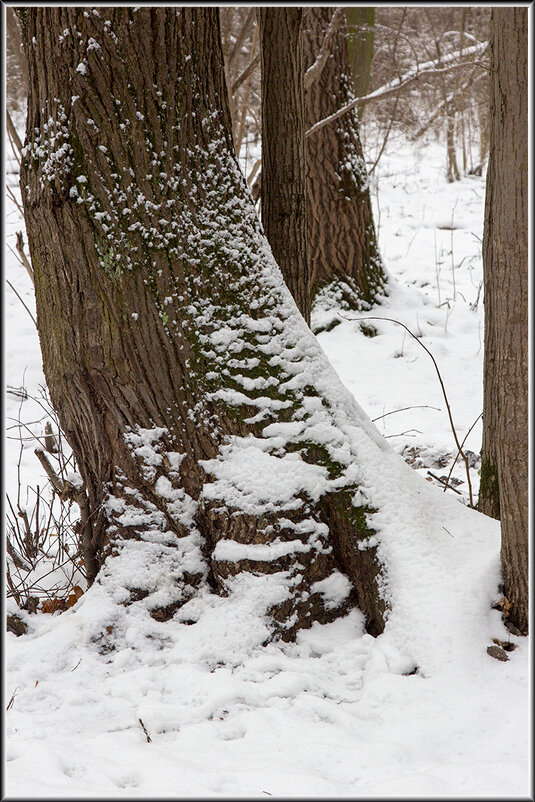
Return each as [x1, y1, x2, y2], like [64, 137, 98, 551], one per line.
[20, 7, 386, 639]
[257, 8, 310, 325]
[480, 8, 528, 634]
[304, 7, 386, 320]
[345, 7, 375, 111]
[6, 6, 28, 85]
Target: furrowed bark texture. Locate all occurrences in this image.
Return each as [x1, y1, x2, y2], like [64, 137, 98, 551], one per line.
[480, 8, 528, 634]
[20, 7, 385, 639]
[304, 7, 386, 316]
[258, 8, 310, 325]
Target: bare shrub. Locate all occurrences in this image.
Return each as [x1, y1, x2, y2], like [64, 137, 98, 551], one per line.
[6, 388, 87, 613]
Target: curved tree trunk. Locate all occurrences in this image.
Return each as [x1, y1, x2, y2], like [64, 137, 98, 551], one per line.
[304, 7, 386, 322]
[20, 7, 387, 641]
[257, 8, 310, 325]
[480, 8, 528, 634]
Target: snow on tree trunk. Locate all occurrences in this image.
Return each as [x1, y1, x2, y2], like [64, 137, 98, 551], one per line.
[20, 6, 388, 641]
[304, 7, 386, 324]
[480, 8, 528, 635]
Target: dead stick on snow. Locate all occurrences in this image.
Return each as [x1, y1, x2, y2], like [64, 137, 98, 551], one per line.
[7, 687, 20, 711]
[138, 718, 152, 743]
[427, 471, 462, 494]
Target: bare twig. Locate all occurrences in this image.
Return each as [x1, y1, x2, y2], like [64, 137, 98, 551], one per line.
[443, 413, 482, 494]
[16, 232, 35, 284]
[427, 471, 462, 494]
[138, 718, 152, 743]
[306, 40, 489, 138]
[368, 91, 401, 176]
[368, 10, 406, 175]
[372, 405, 441, 422]
[384, 429, 421, 439]
[247, 157, 262, 188]
[6, 687, 21, 711]
[6, 108, 23, 160]
[340, 314, 475, 507]
[5, 279, 37, 328]
[231, 52, 260, 94]
[412, 73, 478, 140]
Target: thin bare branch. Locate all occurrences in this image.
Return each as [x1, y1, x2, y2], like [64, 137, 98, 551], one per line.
[7, 185, 24, 217]
[231, 52, 260, 94]
[247, 157, 262, 188]
[340, 314, 475, 507]
[6, 108, 23, 158]
[427, 471, 462, 494]
[372, 405, 441, 423]
[306, 40, 489, 138]
[412, 74, 477, 140]
[6, 279, 37, 328]
[444, 413, 482, 494]
[16, 232, 34, 284]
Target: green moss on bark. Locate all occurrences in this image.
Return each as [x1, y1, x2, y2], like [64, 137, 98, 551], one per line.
[478, 458, 501, 520]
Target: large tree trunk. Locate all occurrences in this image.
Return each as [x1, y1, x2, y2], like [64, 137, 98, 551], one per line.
[257, 8, 310, 326]
[20, 7, 386, 640]
[304, 7, 386, 322]
[480, 8, 528, 634]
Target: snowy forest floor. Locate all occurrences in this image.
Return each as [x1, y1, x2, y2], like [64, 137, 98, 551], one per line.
[5, 125, 530, 797]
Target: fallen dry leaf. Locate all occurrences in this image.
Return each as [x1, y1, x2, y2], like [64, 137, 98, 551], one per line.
[41, 597, 68, 614]
[67, 585, 84, 607]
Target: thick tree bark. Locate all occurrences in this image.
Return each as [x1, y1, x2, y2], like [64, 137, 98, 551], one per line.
[257, 8, 310, 326]
[480, 8, 528, 634]
[304, 7, 386, 320]
[20, 7, 386, 639]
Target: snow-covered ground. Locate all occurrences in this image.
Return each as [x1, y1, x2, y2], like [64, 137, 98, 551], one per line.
[4, 124, 529, 798]
[317, 131, 486, 504]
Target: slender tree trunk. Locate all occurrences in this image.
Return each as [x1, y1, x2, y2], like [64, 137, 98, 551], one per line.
[6, 6, 29, 85]
[446, 110, 461, 182]
[20, 7, 386, 640]
[345, 6, 375, 113]
[257, 8, 310, 325]
[480, 8, 528, 634]
[304, 7, 386, 320]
